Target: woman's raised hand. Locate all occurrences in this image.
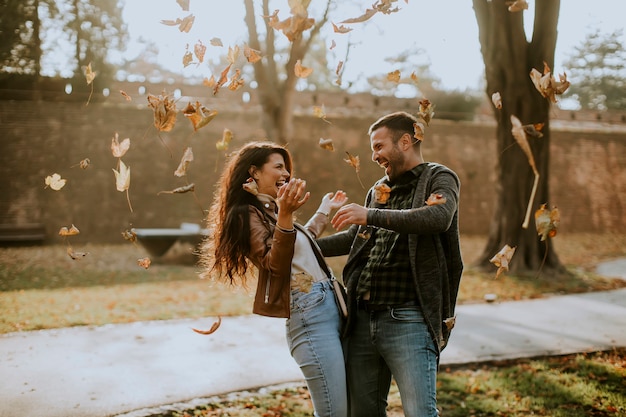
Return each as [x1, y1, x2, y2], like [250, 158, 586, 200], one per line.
[277, 178, 310, 214]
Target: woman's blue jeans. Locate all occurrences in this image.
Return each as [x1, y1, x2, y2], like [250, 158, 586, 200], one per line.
[286, 280, 348, 417]
[346, 304, 439, 417]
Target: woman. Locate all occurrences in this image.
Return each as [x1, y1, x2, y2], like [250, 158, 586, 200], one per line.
[199, 141, 348, 417]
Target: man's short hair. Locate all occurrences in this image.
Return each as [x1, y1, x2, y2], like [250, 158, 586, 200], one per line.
[368, 111, 420, 143]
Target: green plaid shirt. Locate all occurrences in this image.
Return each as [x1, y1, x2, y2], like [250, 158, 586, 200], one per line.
[357, 165, 425, 306]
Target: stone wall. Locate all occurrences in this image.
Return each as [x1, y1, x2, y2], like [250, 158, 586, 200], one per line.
[0, 100, 624, 245]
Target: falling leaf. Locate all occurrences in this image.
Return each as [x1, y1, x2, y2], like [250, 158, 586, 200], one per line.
[313, 105, 331, 124]
[332, 22, 353, 34]
[357, 230, 371, 239]
[318, 138, 335, 151]
[120, 90, 132, 101]
[293, 272, 313, 293]
[191, 316, 222, 335]
[182, 46, 194, 67]
[58, 224, 80, 236]
[45, 173, 66, 191]
[242, 177, 259, 196]
[121, 229, 137, 242]
[529, 62, 570, 103]
[413, 122, 425, 141]
[113, 159, 131, 192]
[374, 183, 391, 204]
[176, 0, 189, 11]
[157, 183, 195, 195]
[418, 99, 435, 126]
[209, 37, 223, 47]
[329, 40, 336, 50]
[137, 257, 151, 269]
[175, 147, 194, 177]
[213, 64, 231, 95]
[78, 158, 91, 169]
[183, 101, 218, 131]
[387, 69, 401, 83]
[193, 40, 206, 63]
[345, 151, 365, 189]
[67, 247, 89, 260]
[507, 0, 529, 12]
[523, 122, 544, 138]
[373, 0, 400, 14]
[227, 45, 240, 64]
[84, 63, 96, 84]
[443, 316, 456, 331]
[340, 8, 378, 24]
[147, 92, 178, 132]
[294, 60, 313, 78]
[535, 203, 560, 241]
[511, 114, 540, 229]
[111, 133, 130, 158]
[426, 193, 447, 206]
[160, 14, 195, 32]
[410, 72, 419, 84]
[203, 75, 216, 87]
[489, 244, 517, 278]
[335, 60, 344, 76]
[216, 128, 233, 151]
[243, 44, 262, 63]
[491, 92, 502, 109]
[227, 69, 245, 91]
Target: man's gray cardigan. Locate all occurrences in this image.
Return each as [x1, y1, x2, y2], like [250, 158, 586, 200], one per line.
[317, 162, 463, 354]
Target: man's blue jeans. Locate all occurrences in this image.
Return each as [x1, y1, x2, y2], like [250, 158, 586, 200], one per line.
[286, 280, 348, 417]
[347, 304, 439, 417]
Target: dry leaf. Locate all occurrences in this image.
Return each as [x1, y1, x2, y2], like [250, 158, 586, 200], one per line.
[176, 0, 189, 11]
[242, 177, 259, 196]
[491, 92, 502, 109]
[535, 203, 560, 241]
[387, 69, 401, 83]
[523, 122, 544, 139]
[511, 114, 540, 229]
[113, 159, 130, 192]
[59, 224, 80, 236]
[45, 173, 66, 191]
[413, 122, 425, 141]
[160, 14, 195, 32]
[332, 22, 353, 34]
[318, 138, 335, 151]
[120, 90, 132, 101]
[529, 62, 570, 103]
[216, 128, 233, 151]
[340, 8, 378, 24]
[183, 101, 218, 131]
[78, 158, 91, 169]
[174, 147, 194, 177]
[137, 257, 151, 269]
[295, 60, 313, 78]
[67, 247, 89, 260]
[209, 38, 223, 47]
[214, 64, 231, 95]
[329, 40, 336, 50]
[227, 69, 245, 91]
[147, 92, 178, 132]
[489, 244, 517, 278]
[293, 272, 314, 293]
[410, 72, 419, 84]
[227, 45, 240, 65]
[312, 105, 331, 124]
[182, 48, 194, 67]
[121, 229, 137, 242]
[443, 316, 456, 331]
[157, 183, 195, 195]
[203, 75, 216, 87]
[507, 0, 529, 12]
[243, 44, 262, 63]
[84, 63, 96, 84]
[374, 183, 391, 204]
[426, 193, 447, 206]
[194, 40, 206, 63]
[373, 0, 400, 14]
[191, 316, 222, 335]
[111, 133, 130, 158]
[345, 151, 365, 189]
[418, 99, 435, 126]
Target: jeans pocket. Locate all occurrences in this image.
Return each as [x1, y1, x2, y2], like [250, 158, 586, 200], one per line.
[390, 306, 425, 323]
[291, 285, 327, 312]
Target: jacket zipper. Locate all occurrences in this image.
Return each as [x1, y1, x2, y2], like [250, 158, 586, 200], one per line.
[265, 278, 270, 303]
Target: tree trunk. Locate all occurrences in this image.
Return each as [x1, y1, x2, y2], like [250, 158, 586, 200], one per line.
[473, 0, 566, 275]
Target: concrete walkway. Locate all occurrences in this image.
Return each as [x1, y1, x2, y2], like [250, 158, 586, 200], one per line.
[1, 263, 625, 417]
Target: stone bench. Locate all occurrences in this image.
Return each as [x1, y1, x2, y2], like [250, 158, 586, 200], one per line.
[131, 223, 208, 258]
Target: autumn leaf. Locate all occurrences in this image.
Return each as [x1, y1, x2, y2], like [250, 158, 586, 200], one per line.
[120, 90, 132, 101]
[293, 272, 313, 293]
[175, 147, 194, 177]
[410, 72, 419, 84]
[295, 60, 313, 78]
[511, 114, 540, 229]
[491, 92, 502, 109]
[340, 8, 378, 24]
[203, 75, 216, 87]
[147, 92, 178, 132]
[345, 151, 365, 189]
[387, 69, 401, 83]
[374, 183, 391, 204]
[111, 133, 130, 158]
[312, 105, 331, 124]
[137, 257, 151, 269]
[443, 316, 456, 331]
[191, 316, 222, 335]
[160, 14, 195, 32]
[426, 193, 447, 206]
[113, 159, 130, 192]
[45, 173, 66, 191]
[489, 244, 517, 279]
[523, 122, 545, 139]
[58, 224, 80, 237]
[216, 128, 233, 151]
[183, 101, 218, 131]
[121, 229, 137, 243]
[318, 138, 335, 151]
[157, 183, 195, 195]
[209, 37, 223, 47]
[529, 62, 570, 103]
[67, 247, 89, 260]
[176, 0, 189, 11]
[418, 99, 435, 126]
[413, 122, 425, 141]
[228, 69, 245, 91]
[373, 0, 400, 14]
[242, 177, 259, 196]
[535, 203, 560, 241]
[84, 62, 96, 84]
[71, 158, 90, 169]
[243, 44, 262, 63]
[507, 0, 529, 12]
[194, 40, 206, 63]
[182, 48, 194, 67]
[332, 22, 353, 34]
[329, 39, 336, 50]
[213, 64, 231, 95]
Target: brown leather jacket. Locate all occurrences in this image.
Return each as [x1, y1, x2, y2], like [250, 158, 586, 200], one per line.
[248, 195, 329, 318]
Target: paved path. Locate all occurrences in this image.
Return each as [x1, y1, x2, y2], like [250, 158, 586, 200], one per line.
[1, 260, 625, 417]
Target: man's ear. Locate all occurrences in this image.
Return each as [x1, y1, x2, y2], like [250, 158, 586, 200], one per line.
[400, 133, 413, 151]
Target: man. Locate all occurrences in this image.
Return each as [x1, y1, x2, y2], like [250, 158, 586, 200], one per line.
[317, 111, 463, 417]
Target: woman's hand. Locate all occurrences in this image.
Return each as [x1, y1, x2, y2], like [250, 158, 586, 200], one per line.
[318, 190, 348, 215]
[276, 179, 310, 229]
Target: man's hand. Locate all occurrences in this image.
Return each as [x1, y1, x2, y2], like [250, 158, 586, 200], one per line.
[331, 203, 368, 230]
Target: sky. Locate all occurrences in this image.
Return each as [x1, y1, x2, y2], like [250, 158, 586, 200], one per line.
[120, 0, 626, 92]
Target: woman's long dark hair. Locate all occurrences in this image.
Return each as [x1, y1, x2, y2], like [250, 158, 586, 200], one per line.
[199, 141, 292, 285]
